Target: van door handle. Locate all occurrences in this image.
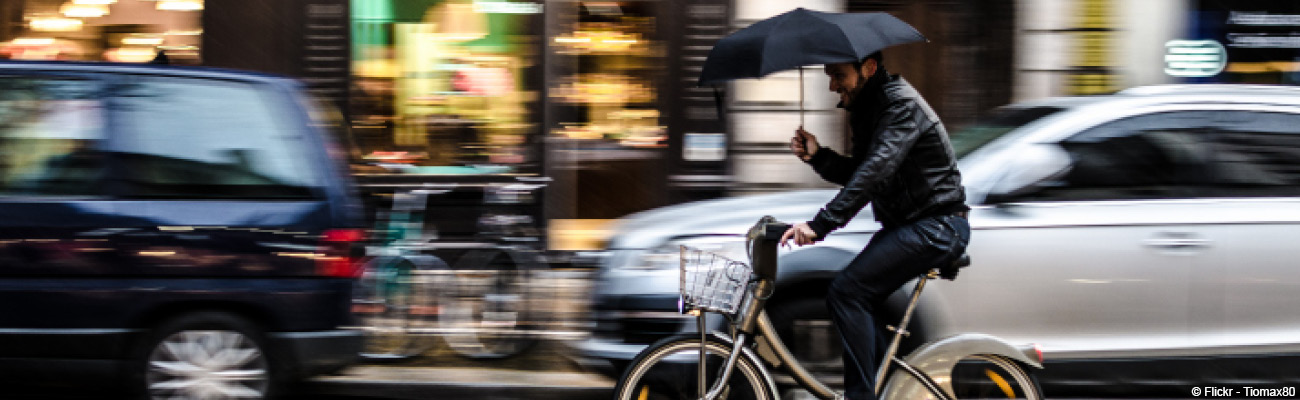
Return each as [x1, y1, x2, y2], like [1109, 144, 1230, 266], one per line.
[1143, 233, 1210, 249]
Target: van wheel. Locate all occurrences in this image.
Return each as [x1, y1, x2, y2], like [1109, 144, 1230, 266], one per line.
[133, 312, 275, 400]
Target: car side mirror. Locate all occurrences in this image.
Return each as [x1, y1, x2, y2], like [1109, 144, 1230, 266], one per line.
[984, 144, 1072, 205]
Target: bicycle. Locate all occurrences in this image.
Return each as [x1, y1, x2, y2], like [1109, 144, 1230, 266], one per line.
[353, 188, 446, 361]
[352, 182, 546, 360]
[613, 216, 1044, 400]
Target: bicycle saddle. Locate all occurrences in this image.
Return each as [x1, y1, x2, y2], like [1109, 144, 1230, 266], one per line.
[936, 253, 970, 280]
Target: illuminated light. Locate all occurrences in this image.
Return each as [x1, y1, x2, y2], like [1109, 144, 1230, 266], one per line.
[1226, 61, 1300, 73]
[29, 17, 83, 32]
[139, 251, 177, 256]
[158, 226, 194, 231]
[123, 36, 164, 46]
[275, 252, 325, 259]
[164, 29, 203, 36]
[555, 37, 591, 43]
[472, 0, 543, 14]
[104, 47, 158, 63]
[430, 2, 487, 42]
[601, 39, 637, 44]
[73, 0, 116, 4]
[1165, 40, 1227, 77]
[156, 0, 203, 11]
[13, 37, 56, 46]
[433, 34, 487, 41]
[60, 3, 109, 18]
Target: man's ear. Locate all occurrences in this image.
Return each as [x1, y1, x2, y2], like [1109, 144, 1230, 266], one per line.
[859, 58, 877, 79]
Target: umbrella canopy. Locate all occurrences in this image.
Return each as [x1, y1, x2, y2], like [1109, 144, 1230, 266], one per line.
[698, 8, 926, 86]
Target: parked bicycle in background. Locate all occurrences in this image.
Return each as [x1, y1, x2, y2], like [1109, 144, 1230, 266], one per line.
[350, 177, 558, 361]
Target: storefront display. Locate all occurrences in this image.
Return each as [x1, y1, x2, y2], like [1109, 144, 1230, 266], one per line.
[349, 0, 541, 174]
[0, 0, 201, 64]
[548, 1, 665, 148]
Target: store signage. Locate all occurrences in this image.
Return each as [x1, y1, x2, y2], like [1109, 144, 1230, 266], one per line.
[1229, 11, 1300, 26]
[1164, 40, 1227, 77]
[473, 0, 543, 14]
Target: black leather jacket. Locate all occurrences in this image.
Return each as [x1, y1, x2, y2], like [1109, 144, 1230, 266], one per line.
[805, 72, 967, 236]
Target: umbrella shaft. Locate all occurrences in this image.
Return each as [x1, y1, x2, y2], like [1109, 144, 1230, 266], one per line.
[799, 68, 805, 128]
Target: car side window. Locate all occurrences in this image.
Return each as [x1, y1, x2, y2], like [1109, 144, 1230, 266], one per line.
[1016, 111, 1215, 202]
[0, 76, 107, 197]
[111, 76, 317, 199]
[1211, 111, 1300, 197]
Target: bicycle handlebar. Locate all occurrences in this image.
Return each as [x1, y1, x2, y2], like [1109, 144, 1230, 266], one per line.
[746, 216, 789, 282]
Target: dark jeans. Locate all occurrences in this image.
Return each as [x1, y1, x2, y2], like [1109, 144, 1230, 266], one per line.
[826, 213, 971, 400]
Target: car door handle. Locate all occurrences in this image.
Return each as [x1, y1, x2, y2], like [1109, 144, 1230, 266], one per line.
[1143, 233, 1211, 249]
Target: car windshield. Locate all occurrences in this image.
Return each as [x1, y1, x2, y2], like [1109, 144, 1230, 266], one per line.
[951, 106, 1064, 158]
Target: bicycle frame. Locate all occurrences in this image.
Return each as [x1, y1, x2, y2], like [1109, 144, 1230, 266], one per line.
[689, 218, 1042, 400]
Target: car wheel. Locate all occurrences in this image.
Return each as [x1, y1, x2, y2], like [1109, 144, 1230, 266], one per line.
[133, 312, 275, 400]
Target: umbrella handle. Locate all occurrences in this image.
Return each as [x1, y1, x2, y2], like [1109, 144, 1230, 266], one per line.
[799, 68, 805, 129]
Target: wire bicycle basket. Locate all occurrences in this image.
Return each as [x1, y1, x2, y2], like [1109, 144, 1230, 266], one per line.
[679, 245, 753, 319]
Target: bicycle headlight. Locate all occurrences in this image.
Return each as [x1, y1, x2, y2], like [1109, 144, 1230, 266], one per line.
[623, 235, 746, 270]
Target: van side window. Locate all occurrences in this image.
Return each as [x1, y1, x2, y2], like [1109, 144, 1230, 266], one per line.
[111, 77, 317, 199]
[0, 76, 106, 197]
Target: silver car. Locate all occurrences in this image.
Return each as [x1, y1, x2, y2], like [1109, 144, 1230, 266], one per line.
[577, 84, 1300, 395]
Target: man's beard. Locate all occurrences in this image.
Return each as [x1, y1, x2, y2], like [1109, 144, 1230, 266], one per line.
[835, 75, 869, 109]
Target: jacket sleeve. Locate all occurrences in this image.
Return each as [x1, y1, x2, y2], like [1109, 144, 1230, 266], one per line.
[808, 99, 923, 237]
[805, 146, 856, 186]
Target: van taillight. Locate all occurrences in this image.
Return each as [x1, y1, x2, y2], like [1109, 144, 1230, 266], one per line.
[318, 228, 365, 278]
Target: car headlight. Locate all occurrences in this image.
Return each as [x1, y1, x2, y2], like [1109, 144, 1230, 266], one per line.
[622, 235, 747, 270]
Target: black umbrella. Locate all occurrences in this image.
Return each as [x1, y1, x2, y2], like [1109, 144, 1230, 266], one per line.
[699, 8, 926, 124]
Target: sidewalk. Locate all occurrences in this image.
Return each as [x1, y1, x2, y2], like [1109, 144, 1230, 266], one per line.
[301, 365, 614, 400]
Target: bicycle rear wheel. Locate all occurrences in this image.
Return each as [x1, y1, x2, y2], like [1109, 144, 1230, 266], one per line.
[440, 248, 538, 359]
[949, 354, 1042, 400]
[614, 335, 775, 400]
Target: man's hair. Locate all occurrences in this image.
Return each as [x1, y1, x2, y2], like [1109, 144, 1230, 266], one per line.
[853, 51, 884, 71]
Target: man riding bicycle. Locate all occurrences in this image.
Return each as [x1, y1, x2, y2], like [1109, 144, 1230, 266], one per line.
[780, 51, 971, 400]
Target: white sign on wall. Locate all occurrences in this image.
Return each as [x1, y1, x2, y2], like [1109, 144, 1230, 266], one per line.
[683, 133, 727, 162]
[1164, 40, 1228, 77]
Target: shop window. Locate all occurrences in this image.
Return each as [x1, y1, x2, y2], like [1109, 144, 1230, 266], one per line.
[549, 1, 666, 148]
[0, 0, 201, 63]
[348, 0, 539, 173]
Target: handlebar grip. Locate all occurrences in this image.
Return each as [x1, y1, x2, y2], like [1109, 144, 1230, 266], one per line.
[764, 223, 792, 240]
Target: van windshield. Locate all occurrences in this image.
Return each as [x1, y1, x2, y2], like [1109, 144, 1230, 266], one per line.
[952, 106, 1064, 159]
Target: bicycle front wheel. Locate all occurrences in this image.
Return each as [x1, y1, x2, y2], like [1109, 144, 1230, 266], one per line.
[614, 335, 775, 400]
[949, 354, 1043, 400]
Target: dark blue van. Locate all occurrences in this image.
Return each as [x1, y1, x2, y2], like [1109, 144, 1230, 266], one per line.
[0, 61, 365, 399]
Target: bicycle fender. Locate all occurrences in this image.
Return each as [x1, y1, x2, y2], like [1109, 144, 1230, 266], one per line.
[880, 333, 1041, 400]
[706, 332, 782, 399]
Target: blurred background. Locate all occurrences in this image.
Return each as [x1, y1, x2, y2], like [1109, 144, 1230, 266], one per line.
[3, 0, 1275, 252]
[2, 0, 1298, 398]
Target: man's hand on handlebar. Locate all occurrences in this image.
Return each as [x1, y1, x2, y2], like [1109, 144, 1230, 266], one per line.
[779, 222, 819, 248]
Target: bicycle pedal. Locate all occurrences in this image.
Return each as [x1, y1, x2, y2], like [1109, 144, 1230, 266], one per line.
[886, 325, 911, 337]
